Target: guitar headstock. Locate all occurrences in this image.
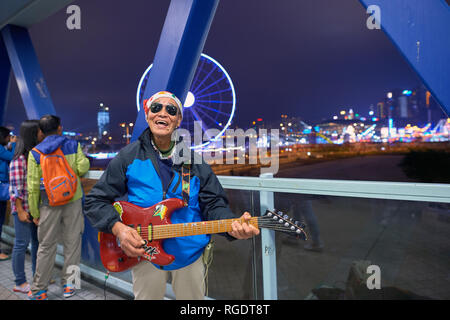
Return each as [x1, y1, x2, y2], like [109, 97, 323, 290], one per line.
[260, 209, 308, 240]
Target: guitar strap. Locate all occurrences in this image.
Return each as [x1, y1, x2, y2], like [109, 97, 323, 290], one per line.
[181, 163, 191, 207]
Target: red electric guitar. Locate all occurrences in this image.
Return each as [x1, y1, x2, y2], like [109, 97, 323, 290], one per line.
[99, 198, 307, 272]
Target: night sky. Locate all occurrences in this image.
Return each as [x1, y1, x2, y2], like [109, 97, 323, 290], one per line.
[4, 0, 423, 137]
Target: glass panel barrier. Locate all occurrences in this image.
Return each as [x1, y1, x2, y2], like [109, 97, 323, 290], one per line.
[272, 193, 450, 299]
[207, 189, 257, 300]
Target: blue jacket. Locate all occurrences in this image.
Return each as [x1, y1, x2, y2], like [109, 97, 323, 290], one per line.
[0, 143, 16, 182]
[84, 128, 236, 270]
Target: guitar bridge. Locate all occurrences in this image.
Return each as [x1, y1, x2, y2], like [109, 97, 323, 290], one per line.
[142, 240, 160, 261]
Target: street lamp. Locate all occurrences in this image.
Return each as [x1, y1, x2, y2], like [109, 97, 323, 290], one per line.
[120, 123, 132, 144]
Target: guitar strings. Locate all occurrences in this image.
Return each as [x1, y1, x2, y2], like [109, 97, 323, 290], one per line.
[131, 217, 304, 239]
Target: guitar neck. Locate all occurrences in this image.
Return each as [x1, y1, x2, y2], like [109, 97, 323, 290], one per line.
[152, 217, 259, 240]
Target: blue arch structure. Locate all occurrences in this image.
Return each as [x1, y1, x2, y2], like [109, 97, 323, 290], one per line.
[0, 0, 73, 123]
[359, 0, 450, 114]
[1, 25, 56, 120]
[131, 0, 219, 142]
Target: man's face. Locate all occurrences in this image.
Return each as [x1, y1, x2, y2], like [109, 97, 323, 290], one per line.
[146, 97, 182, 140]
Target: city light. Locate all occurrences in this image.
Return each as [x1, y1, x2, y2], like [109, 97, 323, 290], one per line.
[184, 91, 195, 108]
[402, 90, 412, 96]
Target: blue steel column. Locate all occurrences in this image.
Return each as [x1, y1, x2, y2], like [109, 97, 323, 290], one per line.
[0, 35, 11, 125]
[1, 25, 56, 119]
[359, 0, 450, 114]
[259, 173, 278, 300]
[131, 0, 219, 141]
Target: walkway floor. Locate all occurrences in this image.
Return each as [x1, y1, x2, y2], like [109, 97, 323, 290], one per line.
[0, 242, 126, 300]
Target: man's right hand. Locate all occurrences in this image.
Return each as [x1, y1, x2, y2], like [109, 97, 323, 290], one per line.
[17, 209, 31, 223]
[112, 222, 146, 258]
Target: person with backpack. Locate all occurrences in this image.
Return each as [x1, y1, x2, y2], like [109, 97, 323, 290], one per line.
[27, 115, 90, 300]
[0, 126, 16, 261]
[9, 120, 44, 293]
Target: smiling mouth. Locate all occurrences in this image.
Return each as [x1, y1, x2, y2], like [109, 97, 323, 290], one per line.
[155, 120, 168, 127]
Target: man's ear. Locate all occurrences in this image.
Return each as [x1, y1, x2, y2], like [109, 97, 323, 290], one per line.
[57, 125, 63, 135]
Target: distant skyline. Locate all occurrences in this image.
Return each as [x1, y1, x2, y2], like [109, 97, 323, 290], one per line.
[3, 0, 434, 137]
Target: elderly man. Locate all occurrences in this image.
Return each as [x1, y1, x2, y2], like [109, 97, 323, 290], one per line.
[84, 91, 259, 300]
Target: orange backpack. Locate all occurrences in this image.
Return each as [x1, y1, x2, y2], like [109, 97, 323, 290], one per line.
[33, 147, 78, 206]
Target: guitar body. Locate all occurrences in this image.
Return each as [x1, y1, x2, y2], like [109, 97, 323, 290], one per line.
[99, 198, 306, 273]
[99, 198, 185, 272]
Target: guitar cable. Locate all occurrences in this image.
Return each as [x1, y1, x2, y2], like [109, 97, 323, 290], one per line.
[202, 241, 214, 297]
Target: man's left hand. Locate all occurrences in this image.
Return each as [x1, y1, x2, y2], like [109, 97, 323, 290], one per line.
[228, 212, 260, 239]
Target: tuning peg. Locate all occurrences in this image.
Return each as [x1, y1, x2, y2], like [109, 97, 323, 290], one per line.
[295, 221, 306, 229]
[284, 222, 289, 227]
[273, 216, 278, 220]
[283, 214, 289, 220]
[267, 212, 273, 217]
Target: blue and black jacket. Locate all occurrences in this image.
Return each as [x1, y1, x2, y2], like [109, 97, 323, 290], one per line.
[84, 128, 237, 270]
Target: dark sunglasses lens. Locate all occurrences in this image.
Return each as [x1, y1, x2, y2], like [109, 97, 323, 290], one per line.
[166, 105, 178, 116]
[150, 103, 163, 113]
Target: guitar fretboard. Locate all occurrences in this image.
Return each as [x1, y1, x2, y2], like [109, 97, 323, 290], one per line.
[150, 217, 259, 240]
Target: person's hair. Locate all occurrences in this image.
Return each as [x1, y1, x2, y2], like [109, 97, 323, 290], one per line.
[0, 126, 11, 146]
[39, 114, 61, 136]
[13, 120, 40, 160]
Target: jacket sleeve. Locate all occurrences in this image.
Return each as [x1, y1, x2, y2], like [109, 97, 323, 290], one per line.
[9, 157, 26, 204]
[27, 152, 41, 219]
[75, 143, 90, 177]
[0, 142, 15, 161]
[83, 150, 129, 233]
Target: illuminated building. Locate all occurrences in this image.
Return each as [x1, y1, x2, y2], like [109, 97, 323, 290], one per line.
[97, 103, 110, 139]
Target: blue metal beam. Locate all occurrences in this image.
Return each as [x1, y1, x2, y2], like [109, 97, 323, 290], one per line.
[359, 0, 450, 114]
[0, 36, 11, 125]
[0, 0, 75, 30]
[131, 0, 220, 141]
[1, 24, 56, 120]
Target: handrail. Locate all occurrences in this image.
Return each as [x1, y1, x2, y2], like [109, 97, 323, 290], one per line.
[84, 170, 450, 203]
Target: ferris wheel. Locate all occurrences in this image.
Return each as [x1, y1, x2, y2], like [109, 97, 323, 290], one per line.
[136, 53, 236, 149]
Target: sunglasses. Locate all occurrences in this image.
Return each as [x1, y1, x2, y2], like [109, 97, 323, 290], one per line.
[150, 103, 178, 116]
